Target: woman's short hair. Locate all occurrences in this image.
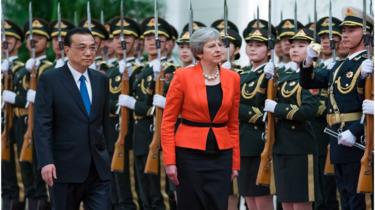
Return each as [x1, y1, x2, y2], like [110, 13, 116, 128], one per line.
[190, 27, 220, 60]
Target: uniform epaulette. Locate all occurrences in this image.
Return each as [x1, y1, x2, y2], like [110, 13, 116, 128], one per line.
[12, 61, 24, 72]
[38, 60, 53, 76]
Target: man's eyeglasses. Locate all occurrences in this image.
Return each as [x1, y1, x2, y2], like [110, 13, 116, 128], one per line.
[71, 45, 98, 53]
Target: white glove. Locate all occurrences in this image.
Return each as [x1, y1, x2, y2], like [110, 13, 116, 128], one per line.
[2, 90, 16, 104]
[54, 58, 65, 69]
[89, 62, 97, 70]
[360, 59, 373, 78]
[305, 43, 321, 66]
[221, 61, 231, 69]
[264, 61, 275, 79]
[25, 58, 41, 72]
[152, 94, 166, 109]
[26, 89, 36, 103]
[150, 60, 161, 73]
[362, 99, 374, 115]
[118, 94, 136, 110]
[2, 59, 10, 72]
[338, 130, 356, 147]
[263, 99, 277, 113]
[118, 60, 133, 76]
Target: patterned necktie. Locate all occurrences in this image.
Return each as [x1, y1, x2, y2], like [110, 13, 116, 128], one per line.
[79, 75, 91, 115]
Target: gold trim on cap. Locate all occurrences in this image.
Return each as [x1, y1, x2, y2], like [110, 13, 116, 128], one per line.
[51, 31, 68, 37]
[26, 30, 50, 39]
[5, 32, 21, 40]
[112, 30, 138, 37]
[143, 30, 170, 38]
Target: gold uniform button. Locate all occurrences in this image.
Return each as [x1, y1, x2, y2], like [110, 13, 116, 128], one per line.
[285, 107, 289, 111]
[135, 96, 139, 99]
[138, 84, 141, 87]
[254, 126, 258, 130]
[248, 111, 252, 114]
[291, 125, 295, 130]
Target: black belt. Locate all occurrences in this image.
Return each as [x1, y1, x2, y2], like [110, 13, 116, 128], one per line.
[181, 118, 227, 128]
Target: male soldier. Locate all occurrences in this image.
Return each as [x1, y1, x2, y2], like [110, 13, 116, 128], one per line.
[106, 16, 143, 210]
[23, 17, 54, 210]
[211, 19, 242, 73]
[276, 19, 303, 71]
[103, 21, 117, 67]
[49, 19, 75, 68]
[300, 11, 374, 210]
[305, 16, 343, 210]
[118, 16, 175, 210]
[79, 19, 109, 71]
[1, 19, 25, 210]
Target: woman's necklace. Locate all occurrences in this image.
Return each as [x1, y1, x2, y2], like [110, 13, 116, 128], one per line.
[203, 66, 219, 81]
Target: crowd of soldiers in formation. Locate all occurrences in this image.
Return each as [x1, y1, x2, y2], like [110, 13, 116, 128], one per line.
[1, 3, 374, 210]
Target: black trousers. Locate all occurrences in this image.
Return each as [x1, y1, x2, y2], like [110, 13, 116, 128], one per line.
[49, 162, 111, 210]
[314, 155, 339, 210]
[334, 162, 365, 210]
[175, 148, 232, 210]
[135, 155, 165, 210]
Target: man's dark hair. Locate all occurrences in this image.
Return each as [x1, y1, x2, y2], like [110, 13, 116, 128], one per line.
[64, 27, 94, 46]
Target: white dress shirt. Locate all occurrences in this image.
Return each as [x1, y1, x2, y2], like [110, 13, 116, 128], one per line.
[68, 62, 92, 103]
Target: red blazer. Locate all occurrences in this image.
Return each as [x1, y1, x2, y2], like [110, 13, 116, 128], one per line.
[161, 64, 240, 170]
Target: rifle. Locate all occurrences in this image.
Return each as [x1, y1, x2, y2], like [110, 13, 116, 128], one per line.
[256, 0, 276, 188]
[188, 0, 195, 64]
[111, 0, 129, 172]
[357, 0, 373, 193]
[145, 0, 163, 174]
[357, 75, 373, 193]
[20, 2, 36, 163]
[323, 0, 335, 175]
[223, 0, 230, 64]
[1, 9, 13, 161]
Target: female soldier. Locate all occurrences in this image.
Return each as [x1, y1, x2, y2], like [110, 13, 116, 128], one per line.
[238, 21, 275, 210]
[263, 28, 320, 210]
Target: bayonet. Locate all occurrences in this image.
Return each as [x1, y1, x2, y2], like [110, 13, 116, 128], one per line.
[29, 1, 35, 59]
[224, 0, 230, 64]
[256, 4, 260, 29]
[294, 0, 297, 33]
[363, 0, 370, 58]
[87, 1, 92, 31]
[329, 0, 336, 62]
[154, 0, 161, 63]
[313, 0, 317, 41]
[120, 0, 127, 63]
[2, 4, 8, 60]
[57, 2, 64, 60]
[189, 0, 195, 64]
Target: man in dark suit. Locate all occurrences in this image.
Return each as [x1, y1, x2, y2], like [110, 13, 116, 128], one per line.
[34, 27, 111, 210]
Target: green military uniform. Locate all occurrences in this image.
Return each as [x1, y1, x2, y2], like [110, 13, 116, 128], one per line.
[272, 28, 321, 203]
[300, 14, 373, 210]
[1, 20, 25, 210]
[131, 16, 176, 210]
[237, 25, 276, 197]
[106, 16, 144, 210]
[22, 18, 54, 209]
[309, 16, 343, 210]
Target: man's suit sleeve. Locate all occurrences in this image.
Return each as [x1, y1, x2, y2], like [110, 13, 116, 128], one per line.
[34, 72, 54, 169]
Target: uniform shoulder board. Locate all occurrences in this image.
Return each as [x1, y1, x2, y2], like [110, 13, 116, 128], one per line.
[12, 61, 24, 72]
[162, 61, 174, 68]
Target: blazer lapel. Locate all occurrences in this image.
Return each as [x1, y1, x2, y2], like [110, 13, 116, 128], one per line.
[60, 64, 88, 117]
[195, 64, 211, 122]
[88, 70, 100, 121]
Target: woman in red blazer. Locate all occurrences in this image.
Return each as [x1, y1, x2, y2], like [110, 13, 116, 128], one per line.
[161, 27, 240, 210]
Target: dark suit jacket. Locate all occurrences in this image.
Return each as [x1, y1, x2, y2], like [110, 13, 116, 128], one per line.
[34, 63, 111, 183]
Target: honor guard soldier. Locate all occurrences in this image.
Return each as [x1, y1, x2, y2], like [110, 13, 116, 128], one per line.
[176, 21, 206, 67]
[300, 10, 374, 210]
[238, 22, 276, 210]
[276, 19, 303, 71]
[118, 16, 175, 210]
[1, 19, 25, 210]
[307, 16, 343, 210]
[23, 17, 54, 210]
[106, 16, 143, 210]
[264, 28, 321, 210]
[241, 19, 270, 74]
[49, 19, 75, 68]
[79, 19, 109, 71]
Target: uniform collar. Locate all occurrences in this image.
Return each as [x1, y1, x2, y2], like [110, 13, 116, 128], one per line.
[251, 63, 266, 72]
[35, 55, 47, 63]
[347, 50, 366, 60]
[8, 56, 18, 62]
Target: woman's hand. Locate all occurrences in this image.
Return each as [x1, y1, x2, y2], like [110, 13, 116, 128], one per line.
[231, 170, 239, 181]
[165, 165, 180, 186]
